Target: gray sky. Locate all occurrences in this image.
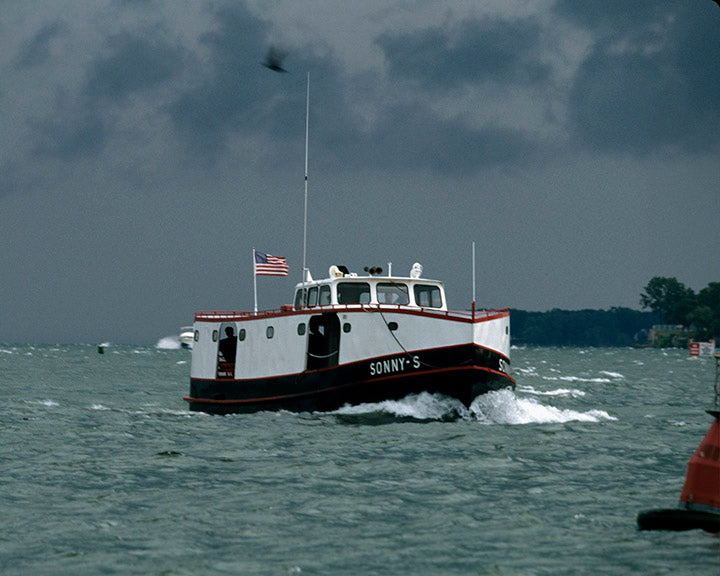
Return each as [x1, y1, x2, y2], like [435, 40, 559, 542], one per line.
[1, 1, 719, 344]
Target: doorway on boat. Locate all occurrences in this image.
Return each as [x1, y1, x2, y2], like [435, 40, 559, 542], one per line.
[306, 313, 340, 370]
[216, 322, 237, 379]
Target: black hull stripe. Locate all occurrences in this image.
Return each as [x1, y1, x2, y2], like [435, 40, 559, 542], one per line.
[185, 342, 513, 412]
[184, 365, 514, 406]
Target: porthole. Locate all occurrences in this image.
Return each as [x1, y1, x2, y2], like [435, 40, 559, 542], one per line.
[505, 326, 509, 335]
[212, 330, 218, 342]
[298, 323, 306, 336]
[193, 330, 199, 342]
[266, 326, 274, 339]
[388, 322, 398, 331]
[238, 328, 246, 341]
[343, 323, 351, 333]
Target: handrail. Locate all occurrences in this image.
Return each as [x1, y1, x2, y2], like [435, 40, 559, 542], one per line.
[195, 305, 509, 323]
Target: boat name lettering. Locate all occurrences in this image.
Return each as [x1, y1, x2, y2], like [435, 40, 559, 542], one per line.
[369, 355, 420, 376]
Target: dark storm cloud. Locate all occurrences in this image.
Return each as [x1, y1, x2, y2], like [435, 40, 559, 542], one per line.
[24, 5, 553, 176]
[376, 16, 551, 90]
[33, 28, 184, 160]
[558, 1, 720, 154]
[167, 4, 273, 154]
[554, 0, 673, 35]
[33, 110, 107, 160]
[364, 15, 552, 174]
[167, 3, 365, 168]
[86, 31, 184, 104]
[14, 21, 66, 69]
[364, 102, 535, 175]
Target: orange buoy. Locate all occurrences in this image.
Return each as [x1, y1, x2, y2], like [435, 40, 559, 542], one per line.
[679, 413, 720, 511]
[637, 410, 720, 533]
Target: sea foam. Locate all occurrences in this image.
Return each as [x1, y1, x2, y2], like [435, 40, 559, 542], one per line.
[331, 388, 615, 425]
[155, 336, 181, 350]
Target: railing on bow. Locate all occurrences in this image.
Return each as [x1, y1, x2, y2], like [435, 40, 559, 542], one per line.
[196, 305, 509, 324]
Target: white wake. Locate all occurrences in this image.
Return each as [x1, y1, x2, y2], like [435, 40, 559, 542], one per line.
[331, 388, 616, 424]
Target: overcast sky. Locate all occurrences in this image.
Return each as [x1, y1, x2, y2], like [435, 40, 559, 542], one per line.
[1, 1, 719, 344]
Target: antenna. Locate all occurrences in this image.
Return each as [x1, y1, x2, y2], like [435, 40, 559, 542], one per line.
[472, 241, 476, 304]
[472, 241, 476, 320]
[302, 72, 310, 283]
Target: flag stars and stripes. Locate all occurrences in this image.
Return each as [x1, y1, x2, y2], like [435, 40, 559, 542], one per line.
[254, 251, 289, 276]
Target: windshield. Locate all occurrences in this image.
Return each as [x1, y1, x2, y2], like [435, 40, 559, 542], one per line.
[337, 282, 371, 304]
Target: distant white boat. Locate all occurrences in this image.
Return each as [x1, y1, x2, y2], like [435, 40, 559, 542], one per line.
[179, 326, 194, 350]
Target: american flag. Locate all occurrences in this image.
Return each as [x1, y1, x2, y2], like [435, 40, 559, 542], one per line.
[254, 250, 289, 276]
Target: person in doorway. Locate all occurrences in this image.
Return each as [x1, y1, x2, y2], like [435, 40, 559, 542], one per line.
[219, 326, 237, 363]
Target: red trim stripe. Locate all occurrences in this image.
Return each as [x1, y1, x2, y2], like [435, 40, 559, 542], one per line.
[195, 306, 510, 324]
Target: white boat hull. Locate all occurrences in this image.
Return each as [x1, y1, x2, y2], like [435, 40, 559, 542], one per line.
[184, 305, 513, 414]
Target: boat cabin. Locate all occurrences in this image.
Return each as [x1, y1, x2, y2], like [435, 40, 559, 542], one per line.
[293, 264, 447, 311]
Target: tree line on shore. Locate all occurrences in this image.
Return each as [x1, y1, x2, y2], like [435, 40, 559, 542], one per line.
[510, 277, 719, 347]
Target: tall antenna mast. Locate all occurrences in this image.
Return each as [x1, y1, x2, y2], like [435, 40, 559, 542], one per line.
[302, 72, 310, 282]
[472, 240, 476, 304]
[472, 240, 476, 320]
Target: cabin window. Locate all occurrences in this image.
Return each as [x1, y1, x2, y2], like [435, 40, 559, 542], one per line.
[294, 289, 306, 309]
[298, 323, 306, 336]
[414, 284, 442, 308]
[343, 323, 351, 333]
[307, 286, 318, 307]
[337, 282, 371, 304]
[238, 328, 246, 341]
[266, 326, 274, 339]
[377, 283, 409, 305]
[319, 285, 331, 306]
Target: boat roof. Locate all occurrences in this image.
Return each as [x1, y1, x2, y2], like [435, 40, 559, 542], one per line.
[293, 264, 443, 289]
[293, 274, 444, 289]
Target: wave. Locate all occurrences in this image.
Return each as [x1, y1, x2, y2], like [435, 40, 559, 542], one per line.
[514, 366, 624, 383]
[25, 399, 60, 407]
[471, 389, 615, 424]
[330, 389, 615, 425]
[517, 385, 585, 398]
[331, 392, 466, 422]
[542, 375, 612, 383]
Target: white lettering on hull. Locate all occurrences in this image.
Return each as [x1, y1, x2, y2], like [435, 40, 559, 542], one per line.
[369, 355, 420, 376]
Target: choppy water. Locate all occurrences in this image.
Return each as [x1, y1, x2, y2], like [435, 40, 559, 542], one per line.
[1, 344, 718, 575]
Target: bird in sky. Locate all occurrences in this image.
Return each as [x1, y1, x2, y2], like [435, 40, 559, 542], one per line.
[261, 46, 288, 73]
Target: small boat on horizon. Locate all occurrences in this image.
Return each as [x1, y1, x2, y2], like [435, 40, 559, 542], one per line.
[183, 263, 514, 414]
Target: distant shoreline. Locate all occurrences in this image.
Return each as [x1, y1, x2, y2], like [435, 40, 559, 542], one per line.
[510, 307, 667, 347]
